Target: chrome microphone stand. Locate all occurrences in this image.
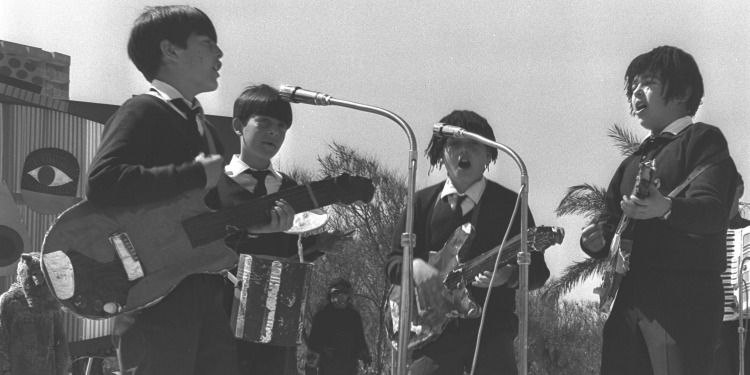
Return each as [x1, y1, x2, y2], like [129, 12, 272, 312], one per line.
[740, 254, 748, 375]
[278, 86, 418, 375]
[433, 123, 531, 375]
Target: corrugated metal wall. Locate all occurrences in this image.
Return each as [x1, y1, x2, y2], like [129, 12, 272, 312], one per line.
[0, 102, 113, 342]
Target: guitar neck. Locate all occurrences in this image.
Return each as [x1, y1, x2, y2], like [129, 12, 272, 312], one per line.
[182, 179, 339, 247]
[456, 233, 526, 282]
[615, 160, 654, 236]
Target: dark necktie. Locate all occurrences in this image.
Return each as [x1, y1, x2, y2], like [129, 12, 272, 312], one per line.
[451, 194, 467, 220]
[170, 99, 202, 134]
[246, 170, 270, 196]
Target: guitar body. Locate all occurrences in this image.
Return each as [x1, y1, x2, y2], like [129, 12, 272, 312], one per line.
[595, 236, 633, 313]
[386, 223, 478, 351]
[41, 174, 375, 320]
[42, 189, 237, 319]
[595, 160, 655, 313]
[386, 224, 564, 351]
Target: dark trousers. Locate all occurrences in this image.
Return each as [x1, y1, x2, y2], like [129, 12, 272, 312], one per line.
[114, 274, 239, 375]
[601, 269, 723, 375]
[236, 341, 297, 375]
[712, 319, 750, 375]
[318, 355, 360, 375]
[409, 321, 518, 375]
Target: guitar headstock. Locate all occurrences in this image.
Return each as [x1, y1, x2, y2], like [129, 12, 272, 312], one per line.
[528, 226, 565, 252]
[634, 160, 656, 199]
[332, 174, 375, 205]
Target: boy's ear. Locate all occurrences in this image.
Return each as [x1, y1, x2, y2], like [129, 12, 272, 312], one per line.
[232, 118, 244, 135]
[678, 86, 693, 103]
[160, 40, 180, 62]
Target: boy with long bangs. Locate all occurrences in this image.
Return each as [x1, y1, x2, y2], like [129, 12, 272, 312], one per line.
[385, 110, 550, 375]
[86, 5, 242, 375]
[581, 46, 738, 374]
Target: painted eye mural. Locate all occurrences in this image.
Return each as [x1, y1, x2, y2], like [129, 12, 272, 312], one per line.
[21, 148, 80, 215]
[0, 181, 28, 276]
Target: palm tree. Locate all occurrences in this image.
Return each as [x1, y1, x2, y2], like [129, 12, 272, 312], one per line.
[542, 124, 640, 302]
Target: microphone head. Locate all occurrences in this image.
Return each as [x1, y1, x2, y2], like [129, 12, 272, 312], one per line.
[432, 123, 462, 138]
[278, 85, 297, 103]
[277, 85, 331, 106]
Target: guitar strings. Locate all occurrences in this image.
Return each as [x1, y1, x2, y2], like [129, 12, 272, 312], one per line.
[442, 233, 541, 287]
[186, 187, 335, 244]
[182, 181, 338, 246]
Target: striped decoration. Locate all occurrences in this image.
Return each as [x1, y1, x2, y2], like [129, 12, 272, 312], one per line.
[0, 102, 112, 344]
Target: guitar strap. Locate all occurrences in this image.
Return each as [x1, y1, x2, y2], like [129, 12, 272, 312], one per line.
[667, 149, 730, 198]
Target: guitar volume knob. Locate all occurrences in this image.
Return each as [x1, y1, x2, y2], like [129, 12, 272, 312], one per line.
[103, 302, 120, 315]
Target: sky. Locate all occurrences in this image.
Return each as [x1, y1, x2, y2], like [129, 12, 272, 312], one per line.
[2, 0, 748, 301]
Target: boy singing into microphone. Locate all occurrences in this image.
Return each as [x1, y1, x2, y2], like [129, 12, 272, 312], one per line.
[385, 110, 550, 375]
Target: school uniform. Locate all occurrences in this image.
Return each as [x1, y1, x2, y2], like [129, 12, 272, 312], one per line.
[583, 118, 738, 375]
[385, 177, 550, 375]
[86, 80, 239, 375]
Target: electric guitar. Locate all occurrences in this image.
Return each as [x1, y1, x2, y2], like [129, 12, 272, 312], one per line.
[40, 173, 374, 320]
[594, 160, 655, 313]
[385, 224, 564, 351]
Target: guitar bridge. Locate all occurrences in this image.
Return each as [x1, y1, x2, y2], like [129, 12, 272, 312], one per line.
[109, 232, 145, 281]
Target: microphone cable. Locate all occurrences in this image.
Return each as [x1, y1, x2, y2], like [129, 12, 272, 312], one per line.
[469, 184, 523, 375]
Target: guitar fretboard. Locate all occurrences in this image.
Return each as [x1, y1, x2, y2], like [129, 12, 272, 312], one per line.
[182, 179, 338, 247]
[444, 227, 563, 288]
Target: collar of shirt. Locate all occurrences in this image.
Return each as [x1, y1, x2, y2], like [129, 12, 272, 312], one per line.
[440, 177, 486, 211]
[647, 115, 693, 138]
[224, 154, 284, 194]
[150, 80, 205, 136]
[149, 79, 203, 115]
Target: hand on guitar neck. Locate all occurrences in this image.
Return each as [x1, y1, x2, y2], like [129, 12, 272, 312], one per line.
[245, 199, 296, 234]
[472, 265, 516, 288]
[620, 183, 672, 220]
[413, 252, 517, 288]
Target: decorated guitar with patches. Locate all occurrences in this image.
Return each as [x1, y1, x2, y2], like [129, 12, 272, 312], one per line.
[41, 173, 374, 319]
[594, 160, 656, 313]
[385, 224, 564, 351]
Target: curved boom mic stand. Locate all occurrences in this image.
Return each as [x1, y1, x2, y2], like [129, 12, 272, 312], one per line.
[433, 123, 531, 375]
[279, 86, 418, 375]
[740, 254, 748, 375]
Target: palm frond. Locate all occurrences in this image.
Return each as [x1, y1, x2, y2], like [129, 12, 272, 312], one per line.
[541, 257, 607, 301]
[607, 123, 641, 157]
[555, 184, 607, 222]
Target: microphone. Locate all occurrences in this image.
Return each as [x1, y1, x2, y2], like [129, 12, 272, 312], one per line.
[279, 85, 332, 106]
[432, 123, 466, 138]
